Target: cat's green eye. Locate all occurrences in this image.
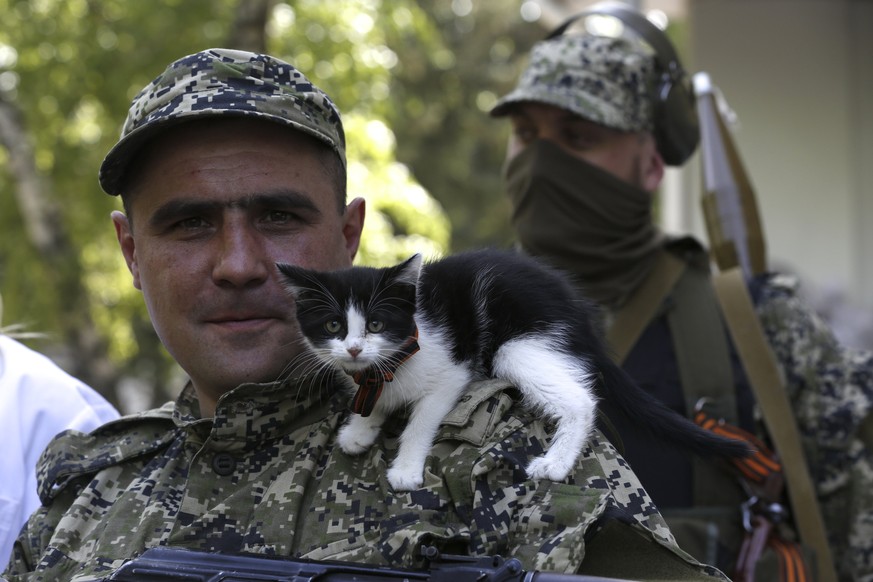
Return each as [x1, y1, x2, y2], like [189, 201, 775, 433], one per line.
[324, 320, 342, 334]
[367, 320, 385, 333]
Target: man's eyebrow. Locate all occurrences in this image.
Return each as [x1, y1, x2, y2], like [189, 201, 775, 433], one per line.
[148, 190, 322, 228]
[561, 111, 596, 125]
[563, 114, 621, 135]
[508, 108, 533, 122]
[244, 191, 322, 215]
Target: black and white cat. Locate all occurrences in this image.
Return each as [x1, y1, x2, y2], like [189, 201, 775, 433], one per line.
[278, 249, 746, 491]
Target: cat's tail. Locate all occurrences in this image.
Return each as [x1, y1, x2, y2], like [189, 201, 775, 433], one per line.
[596, 360, 752, 459]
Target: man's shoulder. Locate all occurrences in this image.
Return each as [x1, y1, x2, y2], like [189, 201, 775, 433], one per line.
[431, 380, 723, 579]
[434, 379, 648, 485]
[432, 379, 665, 533]
[749, 271, 831, 348]
[663, 236, 710, 270]
[435, 379, 520, 445]
[36, 401, 178, 504]
[661, 235, 807, 332]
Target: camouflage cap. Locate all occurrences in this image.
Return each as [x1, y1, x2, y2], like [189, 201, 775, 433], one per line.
[99, 48, 345, 196]
[491, 33, 657, 133]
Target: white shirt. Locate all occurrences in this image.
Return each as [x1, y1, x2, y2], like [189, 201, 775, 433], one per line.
[0, 335, 120, 561]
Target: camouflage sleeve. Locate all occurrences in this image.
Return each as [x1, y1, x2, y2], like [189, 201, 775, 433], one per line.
[4, 497, 62, 578]
[435, 382, 727, 580]
[3, 404, 177, 580]
[755, 274, 873, 580]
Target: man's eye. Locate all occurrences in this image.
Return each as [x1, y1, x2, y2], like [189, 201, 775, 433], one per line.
[265, 210, 295, 223]
[564, 131, 597, 150]
[512, 126, 537, 143]
[177, 217, 208, 230]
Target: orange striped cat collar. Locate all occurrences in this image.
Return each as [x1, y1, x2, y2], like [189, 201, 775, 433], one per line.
[350, 327, 420, 417]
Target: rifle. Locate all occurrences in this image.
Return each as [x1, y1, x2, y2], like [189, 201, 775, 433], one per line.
[693, 71, 767, 277]
[106, 545, 629, 582]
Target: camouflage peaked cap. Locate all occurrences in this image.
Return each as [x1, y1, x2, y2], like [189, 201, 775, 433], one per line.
[99, 48, 345, 196]
[491, 33, 657, 132]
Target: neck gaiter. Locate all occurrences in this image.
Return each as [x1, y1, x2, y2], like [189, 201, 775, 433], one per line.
[504, 139, 662, 308]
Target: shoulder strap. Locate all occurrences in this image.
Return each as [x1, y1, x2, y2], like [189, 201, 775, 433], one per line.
[607, 249, 686, 364]
[607, 246, 738, 424]
[712, 268, 837, 582]
[668, 260, 738, 426]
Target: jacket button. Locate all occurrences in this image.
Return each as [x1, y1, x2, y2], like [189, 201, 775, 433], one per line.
[212, 453, 236, 476]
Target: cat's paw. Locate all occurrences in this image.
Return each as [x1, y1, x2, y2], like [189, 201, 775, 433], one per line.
[337, 422, 380, 455]
[526, 455, 575, 482]
[386, 466, 424, 491]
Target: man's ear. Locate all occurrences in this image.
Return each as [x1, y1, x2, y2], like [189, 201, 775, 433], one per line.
[112, 210, 141, 290]
[642, 136, 665, 192]
[342, 197, 366, 262]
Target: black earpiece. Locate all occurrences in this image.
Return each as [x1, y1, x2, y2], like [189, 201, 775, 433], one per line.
[546, 2, 700, 165]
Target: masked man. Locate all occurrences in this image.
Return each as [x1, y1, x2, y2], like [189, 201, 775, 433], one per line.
[491, 6, 873, 581]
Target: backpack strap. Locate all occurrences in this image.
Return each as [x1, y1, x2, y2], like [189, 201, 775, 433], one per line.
[667, 257, 744, 517]
[712, 267, 837, 582]
[667, 258, 738, 426]
[607, 249, 686, 364]
[607, 244, 739, 456]
[609, 245, 742, 511]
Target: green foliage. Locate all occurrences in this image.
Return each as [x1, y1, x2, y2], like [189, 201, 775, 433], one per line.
[265, 0, 454, 265]
[4, 0, 514, 406]
[379, 0, 544, 251]
[266, 0, 546, 253]
[0, 0, 244, 400]
[344, 114, 450, 266]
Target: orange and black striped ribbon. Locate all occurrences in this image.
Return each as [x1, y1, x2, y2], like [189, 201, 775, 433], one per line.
[694, 409, 781, 485]
[695, 409, 812, 582]
[770, 537, 812, 582]
[350, 327, 420, 417]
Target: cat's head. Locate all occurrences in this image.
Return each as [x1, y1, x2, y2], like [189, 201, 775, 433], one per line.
[278, 255, 422, 373]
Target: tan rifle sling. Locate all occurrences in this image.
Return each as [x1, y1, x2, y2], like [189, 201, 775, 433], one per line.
[713, 267, 837, 582]
[606, 249, 686, 364]
[608, 247, 739, 423]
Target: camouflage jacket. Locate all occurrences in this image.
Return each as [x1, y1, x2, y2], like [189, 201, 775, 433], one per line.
[756, 273, 873, 581]
[2, 377, 725, 581]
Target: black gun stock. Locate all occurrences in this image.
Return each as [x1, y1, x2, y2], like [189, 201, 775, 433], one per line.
[106, 545, 629, 582]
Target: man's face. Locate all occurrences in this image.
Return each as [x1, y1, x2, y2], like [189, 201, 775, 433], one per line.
[505, 102, 662, 191]
[112, 118, 364, 414]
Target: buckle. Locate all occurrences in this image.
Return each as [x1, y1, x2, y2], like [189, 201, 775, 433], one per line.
[741, 495, 786, 532]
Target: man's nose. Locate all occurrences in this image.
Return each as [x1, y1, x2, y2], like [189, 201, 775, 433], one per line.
[212, 221, 270, 287]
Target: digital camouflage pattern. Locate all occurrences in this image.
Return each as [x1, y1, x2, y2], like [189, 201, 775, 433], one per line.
[98, 48, 346, 196]
[2, 378, 727, 581]
[756, 274, 873, 581]
[490, 33, 656, 133]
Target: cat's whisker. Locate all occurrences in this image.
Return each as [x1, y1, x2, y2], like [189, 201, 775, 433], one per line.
[279, 350, 331, 382]
[304, 275, 344, 314]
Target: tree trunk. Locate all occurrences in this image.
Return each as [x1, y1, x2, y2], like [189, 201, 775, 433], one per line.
[227, 0, 275, 53]
[0, 98, 121, 407]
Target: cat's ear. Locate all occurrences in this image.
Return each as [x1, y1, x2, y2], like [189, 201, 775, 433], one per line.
[276, 263, 310, 299]
[393, 254, 423, 287]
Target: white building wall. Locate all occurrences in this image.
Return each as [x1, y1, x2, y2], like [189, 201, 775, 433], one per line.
[683, 0, 872, 312]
